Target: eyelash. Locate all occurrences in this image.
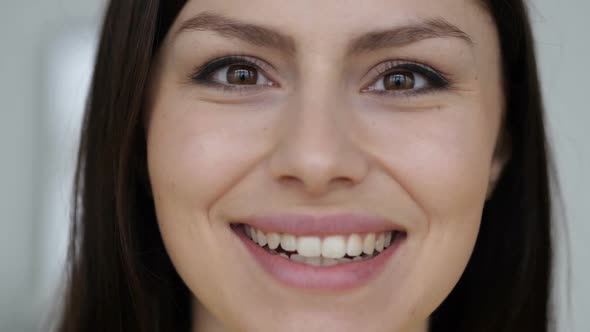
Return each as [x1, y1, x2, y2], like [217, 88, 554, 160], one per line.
[191, 55, 273, 93]
[190, 55, 451, 96]
[366, 60, 450, 97]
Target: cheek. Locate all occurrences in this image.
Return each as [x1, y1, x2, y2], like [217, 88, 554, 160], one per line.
[145, 98, 276, 317]
[146, 101, 272, 215]
[366, 107, 496, 220]
[363, 106, 497, 310]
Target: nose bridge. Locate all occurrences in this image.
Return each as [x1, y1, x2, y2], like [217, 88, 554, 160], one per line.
[268, 69, 370, 196]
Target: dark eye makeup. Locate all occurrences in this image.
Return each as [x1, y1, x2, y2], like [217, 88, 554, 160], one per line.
[364, 60, 451, 97]
[190, 55, 451, 97]
[191, 56, 274, 91]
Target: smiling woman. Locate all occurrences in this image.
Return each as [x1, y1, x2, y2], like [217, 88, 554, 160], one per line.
[57, 1, 554, 332]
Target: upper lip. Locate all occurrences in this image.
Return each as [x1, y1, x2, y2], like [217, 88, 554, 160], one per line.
[233, 212, 405, 236]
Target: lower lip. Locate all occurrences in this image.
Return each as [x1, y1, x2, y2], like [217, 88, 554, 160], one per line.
[233, 226, 404, 291]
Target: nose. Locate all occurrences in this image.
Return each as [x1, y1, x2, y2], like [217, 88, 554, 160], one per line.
[268, 89, 370, 196]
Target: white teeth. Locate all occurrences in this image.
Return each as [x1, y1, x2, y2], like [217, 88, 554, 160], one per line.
[321, 258, 339, 266]
[375, 233, 385, 252]
[257, 229, 267, 247]
[290, 254, 306, 263]
[251, 227, 259, 243]
[304, 256, 322, 266]
[243, 225, 402, 265]
[321, 235, 346, 259]
[280, 234, 297, 252]
[290, 255, 341, 267]
[346, 233, 363, 256]
[284, 253, 378, 266]
[297, 236, 322, 257]
[363, 233, 376, 255]
[267, 232, 280, 250]
[384, 231, 392, 248]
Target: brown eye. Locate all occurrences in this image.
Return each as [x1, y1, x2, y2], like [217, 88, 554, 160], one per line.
[363, 62, 448, 95]
[226, 65, 258, 85]
[383, 71, 415, 90]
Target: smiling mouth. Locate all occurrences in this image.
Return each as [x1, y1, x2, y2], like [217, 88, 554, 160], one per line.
[237, 224, 405, 267]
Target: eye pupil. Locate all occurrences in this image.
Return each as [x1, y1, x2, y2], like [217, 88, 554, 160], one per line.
[384, 71, 415, 90]
[227, 65, 258, 85]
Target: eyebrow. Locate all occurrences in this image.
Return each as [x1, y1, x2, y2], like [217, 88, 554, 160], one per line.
[347, 17, 474, 54]
[175, 12, 297, 55]
[175, 12, 474, 56]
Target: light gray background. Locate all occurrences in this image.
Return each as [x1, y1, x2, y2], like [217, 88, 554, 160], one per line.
[0, 0, 587, 331]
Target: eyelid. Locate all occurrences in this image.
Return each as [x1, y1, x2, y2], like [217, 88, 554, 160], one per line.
[361, 59, 450, 93]
[191, 55, 280, 87]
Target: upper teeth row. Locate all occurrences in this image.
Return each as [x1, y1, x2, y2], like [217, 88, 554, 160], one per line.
[245, 225, 395, 258]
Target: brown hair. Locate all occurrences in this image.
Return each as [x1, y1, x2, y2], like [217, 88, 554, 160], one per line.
[57, 1, 555, 331]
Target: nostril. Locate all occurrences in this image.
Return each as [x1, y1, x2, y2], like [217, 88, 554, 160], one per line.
[276, 175, 303, 190]
[276, 175, 357, 196]
[333, 176, 355, 186]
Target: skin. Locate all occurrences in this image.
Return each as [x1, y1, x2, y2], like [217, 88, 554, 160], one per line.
[145, 0, 508, 331]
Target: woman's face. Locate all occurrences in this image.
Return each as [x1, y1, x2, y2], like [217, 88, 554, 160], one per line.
[146, 0, 506, 331]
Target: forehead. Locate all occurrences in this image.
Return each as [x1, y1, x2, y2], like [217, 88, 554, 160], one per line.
[173, 0, 493, 47]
